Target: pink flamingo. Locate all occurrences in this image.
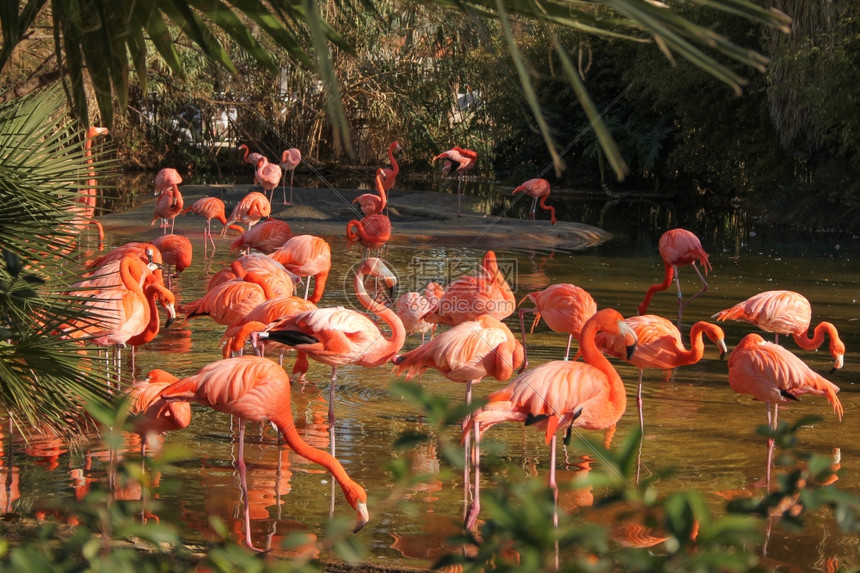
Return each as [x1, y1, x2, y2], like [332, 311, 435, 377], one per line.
[154, 168, 182, 195]
[159, 356, 369, 546]
[230, 218, 293, 255]
[462, 308, 638, 531]
[595, 315, 727, 432]
[727, 333, 843, 487]
[182, 197, 227, 251]
[395, 282, 443, 342]
[380, 142, 401, 192]
[423, 250, 515, 326]
[150, 233, 192, 287]
[67, 126, 109, 252]
[518, 283, 597, 371]
[353, 169, 387, 216]
[127, 370, 191, 460]
[239, 144, 264, 184]
[346, 213, 391, 255]
[513, 178, 557, 225]
[269, 235, 331, 303]
[434, 146, 477, 218]
[255, 157, 283, 205]
[151, 183, 184, 234]
[280, 148, 302, 204]
[177, 271, 279, 326]
[223, 192, 271, 234]
[638, 228, 711, 329]
[713, 290, 845, 371]
[254, 258, 405, 454]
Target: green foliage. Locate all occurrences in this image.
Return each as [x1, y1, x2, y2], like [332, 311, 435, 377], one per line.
[389, 383, 860, 572]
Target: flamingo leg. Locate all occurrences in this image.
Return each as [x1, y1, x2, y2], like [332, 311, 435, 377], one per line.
[236, 420, 259, 551]
[329, 366, 338, 458]
[288, 171, 294, 205]
[680, 262, 710, 312]
[518, 308, 532, 373]
[637, 369, 645, 434]
[530, 196, 537, 224]
[464, 419, 481, 531]
[549, 434, 559, 571]
[563, 334, 573, 361]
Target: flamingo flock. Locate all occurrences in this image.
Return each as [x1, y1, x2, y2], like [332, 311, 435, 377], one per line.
[38, 131, 849, 555]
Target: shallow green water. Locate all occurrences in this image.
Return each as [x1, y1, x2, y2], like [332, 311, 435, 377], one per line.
[8, 187, 859, 569]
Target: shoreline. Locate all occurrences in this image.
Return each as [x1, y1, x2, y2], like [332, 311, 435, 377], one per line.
[98, 184, 612, 252]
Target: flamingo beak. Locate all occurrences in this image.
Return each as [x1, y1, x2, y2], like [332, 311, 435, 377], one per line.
[830, 353, 844, 373]
[164, 304, 176, 328]
[717, 339, 728, 359]
[354, 501, 369, 533]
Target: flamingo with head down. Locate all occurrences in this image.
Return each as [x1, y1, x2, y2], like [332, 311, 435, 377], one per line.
[280, 148, 302, 205]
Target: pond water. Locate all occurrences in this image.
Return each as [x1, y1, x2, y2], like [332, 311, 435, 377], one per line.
[7, 181, 860, 570]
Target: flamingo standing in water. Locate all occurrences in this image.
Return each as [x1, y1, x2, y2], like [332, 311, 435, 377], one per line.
[434, 146, 477, 218]
[346, 213, 391, 256]
[182, 197, 227, 252]
[230, 218, 293, 255]
[595, 315, 727, 433]
[127, 370, 191, 460]
[255, 157, 283, 205]
[712, 290, 845, 371]
[223, 192, 271, 234]
[423, 250, 515, 326]
[269, 235, 331, 303]
[727, 333, 843, 487]
[151, 183, 184, 234]
[280, 148, 301, 205]
[353, 169, 387, 216]
[177, 271, 279, 326]
[395, 282, 443, 343]
[513, 178, 557, 225]
[159, 356, 369, 547]
[462, 308, 637, 531]
[638, 228, 711, 329]
[151, 233, 192, 286]
[255, 258, 405, 455]
[517, 283, 597, 371]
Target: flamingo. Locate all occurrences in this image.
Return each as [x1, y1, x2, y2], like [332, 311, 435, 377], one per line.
[230, 218, 293, 255]
[127, 370, 191, 460]
[159, 356, 369, 544]
[220, 296, 318, 360]
[423, 250, 515, 326]
[346, 213, 391, 255]
[255, 156, 283, 205]
[595, 315, 727, 433]
[223, 192, 271, 234]
[462, 308, 638, 531]
[254, 258, 405, 453]
[151, 183, 184, 234]
[727, 332, 843, 486]
[239, 144, 264, 184]
[268, 235, 331, 303]
[126, 280, 177, 351]
[182, 197, 227, 251]
[712, 290, 845, 371]
[67, 126, 109, 252]
[154, 168, 182, 195]
[395, 282, 443, 342]
[392, 313, 523, 514]
[150, 234, 192, 286]
[513, 178, 557, 225]
[379, 142, 401, 192]
[517, 283, 597, 371]
[434, 146, 477, 218]
[231, 253, 296, 298]
[353, 169, 387, 216]
[280, 148, 302, 205]
[177, 271, 279, 326]
[638, 228, 711, 329]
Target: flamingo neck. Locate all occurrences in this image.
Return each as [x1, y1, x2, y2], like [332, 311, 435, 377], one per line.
[388, 146, 399, 177]
[539, 196, 557, 225]
[676, 322, 711, 366]
[346, 220, 363, 242]
[354, 271, 405, 350]
[579, 320, 626, 413]
[244, 271, 276, 299]
[793, 321, 838, 351]
[119, 258, 146, 296]
[638, 262, 674, 315]
[268, 409, 366, 510]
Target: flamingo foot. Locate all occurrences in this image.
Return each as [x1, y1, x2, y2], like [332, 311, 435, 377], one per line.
[464, 500, 480, 531]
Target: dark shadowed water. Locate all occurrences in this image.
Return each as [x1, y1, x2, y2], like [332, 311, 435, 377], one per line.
[7, 179, 859, 570]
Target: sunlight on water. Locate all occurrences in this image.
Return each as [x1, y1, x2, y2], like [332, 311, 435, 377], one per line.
[7, 184, 859, 570]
